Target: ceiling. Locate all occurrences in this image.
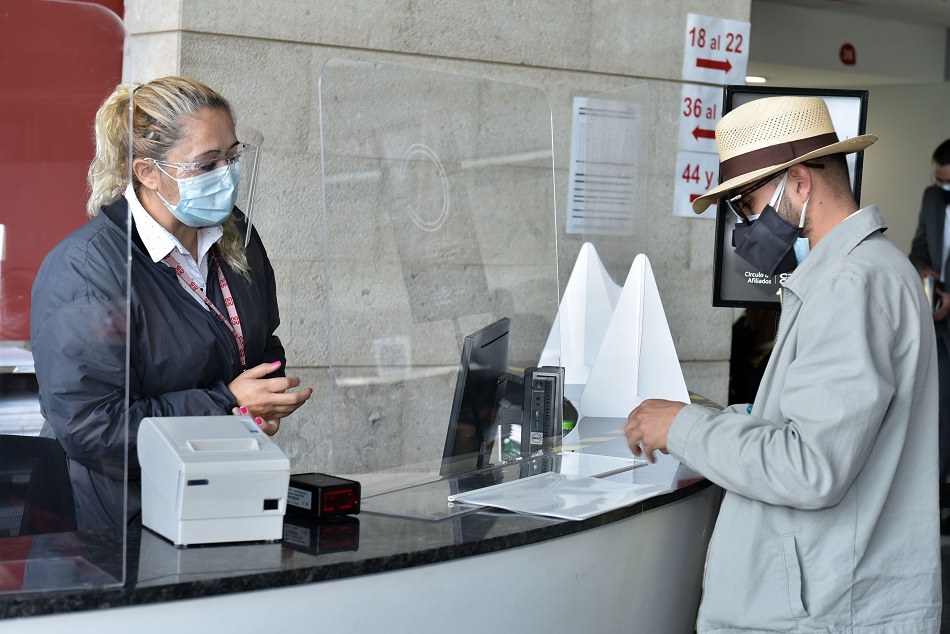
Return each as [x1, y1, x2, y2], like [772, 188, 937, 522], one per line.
[758, 0, 950, 27]
[749, 0, 950, 86]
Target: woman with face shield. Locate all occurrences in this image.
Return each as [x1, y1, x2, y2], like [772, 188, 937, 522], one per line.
[30, 76, 312, 531]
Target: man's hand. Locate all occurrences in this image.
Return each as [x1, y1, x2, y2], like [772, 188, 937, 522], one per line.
[935, 287, 950, 321]
[625, 399, 686, 463]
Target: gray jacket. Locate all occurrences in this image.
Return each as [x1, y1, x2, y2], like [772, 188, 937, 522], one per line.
[669, 206, 941, 632]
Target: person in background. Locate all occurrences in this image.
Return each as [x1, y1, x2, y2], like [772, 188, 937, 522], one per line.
[625, 96, 940, 631]
[910, 138, 950, 502]
[30, 76, 312, 531]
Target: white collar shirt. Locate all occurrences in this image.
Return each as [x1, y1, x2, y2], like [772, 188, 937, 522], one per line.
[125, 185, 224, 307]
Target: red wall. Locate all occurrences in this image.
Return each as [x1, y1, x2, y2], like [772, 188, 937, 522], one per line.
[0, 0, 124, 341]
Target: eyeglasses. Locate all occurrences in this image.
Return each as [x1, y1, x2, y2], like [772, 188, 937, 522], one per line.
[721, 162, 824, 222]
[722, 171, 785, 223]
[150, 142, 254, 178]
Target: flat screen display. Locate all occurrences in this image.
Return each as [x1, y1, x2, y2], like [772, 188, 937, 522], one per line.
[440, 317, 513, 476]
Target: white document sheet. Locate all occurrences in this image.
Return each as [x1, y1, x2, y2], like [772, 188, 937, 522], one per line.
[447, 472, 669, 521]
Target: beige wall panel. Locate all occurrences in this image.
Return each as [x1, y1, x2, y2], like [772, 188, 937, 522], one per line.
[681, 360, 729, 407]
[126, 32, 181, 83]
[125, 0, 181, 33]
[589, 0, 749, 79]
[269, 368, 335, 473]
[178, 0, 595, 72]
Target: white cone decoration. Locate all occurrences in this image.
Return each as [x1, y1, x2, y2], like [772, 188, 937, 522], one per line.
[539, 242, 620, 393]
[578, 253, 688, 418]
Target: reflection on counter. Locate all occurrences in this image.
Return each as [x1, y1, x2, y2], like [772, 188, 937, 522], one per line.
[282, 516, 360, 556]
[137, 529, 284, 587]
[0, 530, 124, 594]
[359, 450, 644, 522]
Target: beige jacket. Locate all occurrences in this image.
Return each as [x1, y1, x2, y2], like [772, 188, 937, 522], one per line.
[669, 206, 942, 633]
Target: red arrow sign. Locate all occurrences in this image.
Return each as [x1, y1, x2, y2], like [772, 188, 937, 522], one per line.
[692, 126, 716, 141]
[696, 58, 732, 73]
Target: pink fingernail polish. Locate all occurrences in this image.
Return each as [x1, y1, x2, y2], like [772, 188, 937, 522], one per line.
[240, 406, 248, 415]
[255, 417, 264, 426]
[272, 361, 281, 366]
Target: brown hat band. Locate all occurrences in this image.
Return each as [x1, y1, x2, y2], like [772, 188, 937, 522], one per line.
[720, 132, 840, 183]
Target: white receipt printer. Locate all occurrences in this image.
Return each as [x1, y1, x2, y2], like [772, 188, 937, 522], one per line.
[138, 416, 290, 547]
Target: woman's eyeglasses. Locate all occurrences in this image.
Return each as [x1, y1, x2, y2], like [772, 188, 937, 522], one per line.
[151, 142, 254, 178]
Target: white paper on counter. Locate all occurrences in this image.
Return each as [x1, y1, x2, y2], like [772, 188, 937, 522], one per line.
[447, 472, 669, 521]
[556, 452, 645, 478]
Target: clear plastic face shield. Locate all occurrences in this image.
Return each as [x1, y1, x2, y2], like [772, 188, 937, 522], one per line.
[236, 128, 263, 247]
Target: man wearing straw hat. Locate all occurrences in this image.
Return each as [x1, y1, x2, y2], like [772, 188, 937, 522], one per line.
[626, 96, 941, 632]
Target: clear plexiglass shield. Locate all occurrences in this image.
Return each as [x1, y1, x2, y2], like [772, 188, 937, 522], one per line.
[235, 127, 263, 248]
[550, 85, 653, 403]
[0, 0, 128, 592]
[315, 58, 562, 518]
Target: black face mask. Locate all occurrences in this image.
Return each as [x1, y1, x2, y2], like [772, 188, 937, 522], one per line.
[732, 204, 801, 277]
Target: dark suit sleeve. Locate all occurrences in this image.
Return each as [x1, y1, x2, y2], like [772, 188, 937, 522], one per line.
[910, 188, 937, 272]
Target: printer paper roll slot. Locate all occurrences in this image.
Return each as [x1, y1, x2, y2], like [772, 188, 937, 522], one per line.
[186, 438, 260, 452]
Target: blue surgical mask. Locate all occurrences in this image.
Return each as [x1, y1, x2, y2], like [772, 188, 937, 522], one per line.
[793, 198, 810, 264]
[154, 162, 240, 228]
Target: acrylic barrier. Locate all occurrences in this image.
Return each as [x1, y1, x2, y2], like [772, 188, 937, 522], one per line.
[541, 86, 654, 401]
[313, 58, 564, 504]
[0, 0, 129, 594]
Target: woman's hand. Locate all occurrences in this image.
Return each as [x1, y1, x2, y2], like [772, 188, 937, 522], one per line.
[231, 406, 281, 436]
[228, 360, 313, 429]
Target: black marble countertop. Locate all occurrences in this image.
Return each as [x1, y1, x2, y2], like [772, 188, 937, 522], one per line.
[0, 409, 719, 620]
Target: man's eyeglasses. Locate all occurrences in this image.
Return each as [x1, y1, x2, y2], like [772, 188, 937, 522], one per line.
[150, 142, 254, 178]
[722, 171, 785, 223]
[721, 162, 824, 223]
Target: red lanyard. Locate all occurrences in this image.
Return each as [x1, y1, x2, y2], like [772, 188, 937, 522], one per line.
[163, 253, 246, 368]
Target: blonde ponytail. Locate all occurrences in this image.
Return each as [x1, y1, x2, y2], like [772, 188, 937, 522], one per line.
[86, 83, 134, 217]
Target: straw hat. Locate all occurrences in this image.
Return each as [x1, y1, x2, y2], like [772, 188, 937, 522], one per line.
[691, 95, 877, 213]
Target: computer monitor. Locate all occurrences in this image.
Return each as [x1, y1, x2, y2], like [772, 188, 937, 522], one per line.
[440, 317, 512, 477]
